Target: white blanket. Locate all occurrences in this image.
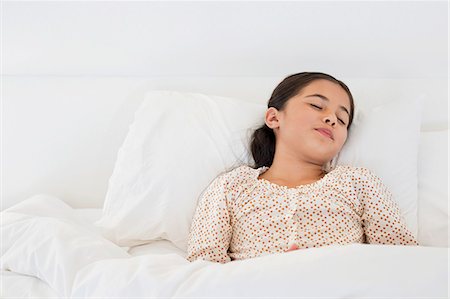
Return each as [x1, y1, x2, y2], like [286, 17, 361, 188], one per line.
[1, 195, 448, 298]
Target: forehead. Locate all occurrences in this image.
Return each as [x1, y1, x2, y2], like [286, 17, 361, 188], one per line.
[295, 79, 351, 108]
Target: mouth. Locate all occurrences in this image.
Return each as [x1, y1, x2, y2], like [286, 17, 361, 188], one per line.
[315, 128, 334, 140]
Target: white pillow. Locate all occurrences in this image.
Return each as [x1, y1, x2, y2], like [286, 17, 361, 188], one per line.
[338, 96, 423, 237]
[417, 130, 449, 247]
[96, 90, 423, 251]
[96, 91, 265, 250]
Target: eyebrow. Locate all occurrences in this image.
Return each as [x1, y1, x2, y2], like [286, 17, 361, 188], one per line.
[305, 93, 350, 117]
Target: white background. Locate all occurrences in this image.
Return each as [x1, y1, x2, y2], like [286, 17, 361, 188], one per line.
[2, 1, 448, 209]
[3, 1, 448, 78]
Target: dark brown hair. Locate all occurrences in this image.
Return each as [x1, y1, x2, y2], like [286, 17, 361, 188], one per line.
[250, 72, 355, 168]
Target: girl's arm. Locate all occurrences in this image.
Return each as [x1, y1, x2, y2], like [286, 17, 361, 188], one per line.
[186, 175, 233, 263]
[358, 168, 419, 245]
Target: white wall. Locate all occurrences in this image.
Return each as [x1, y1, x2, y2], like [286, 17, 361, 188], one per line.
[2, 1, 448, 210]
[3, 1, 448, 78]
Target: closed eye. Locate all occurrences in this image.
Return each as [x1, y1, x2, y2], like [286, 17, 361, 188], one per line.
[310, 103, 347, 126]
[338, 118, 346, 125]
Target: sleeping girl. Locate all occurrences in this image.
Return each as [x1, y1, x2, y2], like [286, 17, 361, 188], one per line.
[186, 72, 418, 263]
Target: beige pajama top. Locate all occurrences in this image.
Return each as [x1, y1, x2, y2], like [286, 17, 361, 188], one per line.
[187, 165, 418, 263]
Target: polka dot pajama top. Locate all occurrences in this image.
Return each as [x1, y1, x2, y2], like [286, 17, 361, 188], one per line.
[186, 165, 419, 263]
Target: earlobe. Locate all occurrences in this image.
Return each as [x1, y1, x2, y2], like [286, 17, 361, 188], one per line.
[265, 107, 280, 129]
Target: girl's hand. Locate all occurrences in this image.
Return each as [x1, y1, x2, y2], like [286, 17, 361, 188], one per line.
[285, 244, 299, 252]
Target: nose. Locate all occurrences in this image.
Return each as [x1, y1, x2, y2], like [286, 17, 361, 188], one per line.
[323, 114, 337, 126]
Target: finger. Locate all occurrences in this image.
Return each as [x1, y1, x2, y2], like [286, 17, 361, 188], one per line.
[286, 244, 299, 251]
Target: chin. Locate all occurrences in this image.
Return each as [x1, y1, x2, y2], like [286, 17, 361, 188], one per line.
[301, 142, 339, 161]
[312, 148, 338, 160]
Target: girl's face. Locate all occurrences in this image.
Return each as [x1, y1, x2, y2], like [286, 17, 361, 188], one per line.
[266, 79, 352, 166]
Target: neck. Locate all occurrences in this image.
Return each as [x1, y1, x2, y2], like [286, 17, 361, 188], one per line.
[259, 147, 326, 187]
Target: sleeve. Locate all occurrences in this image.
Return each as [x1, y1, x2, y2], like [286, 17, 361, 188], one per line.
[186, 174, 233, 263]
[357, 168, 419, 246]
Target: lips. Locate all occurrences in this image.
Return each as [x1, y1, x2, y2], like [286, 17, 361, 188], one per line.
[315, 128, 334, 140]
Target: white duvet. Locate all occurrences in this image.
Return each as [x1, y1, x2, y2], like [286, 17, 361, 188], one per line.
[1, 195, 448, 298]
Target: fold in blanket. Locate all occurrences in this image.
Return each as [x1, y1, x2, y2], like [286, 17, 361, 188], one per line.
[1, 195, 130, 297]
[1, 195, 448, 298]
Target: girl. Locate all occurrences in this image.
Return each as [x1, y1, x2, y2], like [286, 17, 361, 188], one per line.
[187, 72, 418, 263]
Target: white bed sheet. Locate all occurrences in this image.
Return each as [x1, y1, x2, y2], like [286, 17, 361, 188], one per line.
[1, 241, 184, 299]
[1, 241, 185, 299]
[1, 208, 105, 299]
[1, 195, 448, 298]
[1, 270, 59, 298]
[1, 205, 187, 299]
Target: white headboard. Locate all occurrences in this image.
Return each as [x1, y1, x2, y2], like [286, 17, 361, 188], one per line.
[2, 1, 448, 209]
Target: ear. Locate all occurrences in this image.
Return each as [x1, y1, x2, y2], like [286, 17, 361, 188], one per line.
[265, 107, 280, 129]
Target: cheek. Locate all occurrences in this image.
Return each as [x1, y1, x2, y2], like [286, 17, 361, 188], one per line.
[282, 115, 308, 133]
[338, 130, 348, 145]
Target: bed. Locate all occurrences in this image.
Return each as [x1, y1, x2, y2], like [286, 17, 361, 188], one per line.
[1, 76, 449, 298]
[2, 1, 448, 298]
[1, 195, 449, 298]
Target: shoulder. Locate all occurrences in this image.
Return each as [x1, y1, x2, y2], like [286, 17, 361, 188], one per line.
[331, 164, 379, 178]
[329, 165, 381, 182]
[209, 164, 261, 192]
[330, 165, 384, 185]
